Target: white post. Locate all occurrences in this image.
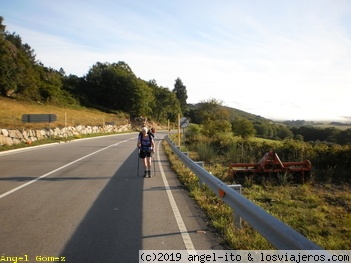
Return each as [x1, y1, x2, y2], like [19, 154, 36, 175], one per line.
[229, 184, 242, 229]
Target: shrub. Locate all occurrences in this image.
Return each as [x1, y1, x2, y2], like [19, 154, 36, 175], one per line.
[196, 142, 217, 164]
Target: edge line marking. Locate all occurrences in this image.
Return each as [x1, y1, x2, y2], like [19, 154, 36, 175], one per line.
[156, 139, 196, 251]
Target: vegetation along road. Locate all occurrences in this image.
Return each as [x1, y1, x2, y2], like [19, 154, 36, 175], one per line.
[0, 132, 222, 262]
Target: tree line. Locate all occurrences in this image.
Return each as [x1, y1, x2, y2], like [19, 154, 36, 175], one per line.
[0, 17, 186, 123]
[186, 99, 351, 146]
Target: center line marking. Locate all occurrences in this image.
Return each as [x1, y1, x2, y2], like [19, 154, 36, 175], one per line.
[0, 138, 131, 199]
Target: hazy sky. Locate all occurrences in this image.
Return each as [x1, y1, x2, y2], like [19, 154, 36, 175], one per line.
[2, 0, 351, 121]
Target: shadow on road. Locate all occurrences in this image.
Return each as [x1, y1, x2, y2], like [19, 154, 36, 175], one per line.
[59, 148, 144, 262]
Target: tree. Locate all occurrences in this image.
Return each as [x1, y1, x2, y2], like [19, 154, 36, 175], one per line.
[172, 77, 188, 114]
[295, 134, 304, 141]
[148, 81, 181, 122]
[336, 128, 351, 145]
[254, 122, 269, 138]
[0, 16, 6, 36]
[84, 61, 154, 116]
[231, 117, 256, 138]
[190, 98, 229, 123]
[290, 126, 340, 143]
[0, 20, 42, 100]
[194, 99, 231, 137]
[276, 125, 294, 140]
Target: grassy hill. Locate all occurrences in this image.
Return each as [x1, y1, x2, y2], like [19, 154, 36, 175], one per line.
[224, 105, 270, 122]
[0, 97, 129, 129]
[1, 96, 274, 130]
[188, 103, 271, 123]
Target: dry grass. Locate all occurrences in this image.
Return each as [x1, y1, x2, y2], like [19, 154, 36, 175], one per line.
[0, 97, 129, 129]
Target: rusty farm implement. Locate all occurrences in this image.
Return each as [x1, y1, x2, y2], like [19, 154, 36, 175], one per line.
[228, 151, 312, 183]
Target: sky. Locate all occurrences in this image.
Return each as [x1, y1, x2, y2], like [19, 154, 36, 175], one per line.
[1, 0, 351, 121]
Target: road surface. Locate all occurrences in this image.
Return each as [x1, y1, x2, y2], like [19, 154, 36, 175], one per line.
[0, 131, 222, 262]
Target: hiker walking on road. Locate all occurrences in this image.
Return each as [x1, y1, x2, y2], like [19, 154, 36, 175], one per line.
[137, 127, 155, 177]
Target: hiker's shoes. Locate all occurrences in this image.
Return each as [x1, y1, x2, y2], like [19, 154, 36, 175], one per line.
[148, 170, 151, 178]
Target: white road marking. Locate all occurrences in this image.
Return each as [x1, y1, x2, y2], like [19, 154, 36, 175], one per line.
[2, 135, 197, 251]
[156, 140, 196, 251]
[0, 139, 131, 199]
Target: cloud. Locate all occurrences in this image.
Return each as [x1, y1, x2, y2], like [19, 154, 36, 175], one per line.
[2, 0, 351, 121]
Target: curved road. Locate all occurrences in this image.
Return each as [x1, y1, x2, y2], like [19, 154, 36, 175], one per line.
[0, 131, 222, 262]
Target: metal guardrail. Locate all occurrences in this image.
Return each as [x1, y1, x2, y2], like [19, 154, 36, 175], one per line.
[21, 114, 57, 123]
[165, 136, 322, 250]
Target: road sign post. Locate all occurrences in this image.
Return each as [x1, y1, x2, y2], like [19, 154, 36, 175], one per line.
[178, 116, 189, 147]
[179, 117, 189, 128]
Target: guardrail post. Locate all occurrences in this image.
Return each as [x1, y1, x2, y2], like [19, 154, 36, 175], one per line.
[195, 161, 204, 168]
[195, 161, 205, 186]
[182, 152, 189, 157]
[228, 184, 242, 229]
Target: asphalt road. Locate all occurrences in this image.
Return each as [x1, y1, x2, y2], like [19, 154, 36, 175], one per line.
[0, 131, 222, 262]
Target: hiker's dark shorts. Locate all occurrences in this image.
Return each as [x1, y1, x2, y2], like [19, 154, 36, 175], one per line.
[139, 150, 152, 159]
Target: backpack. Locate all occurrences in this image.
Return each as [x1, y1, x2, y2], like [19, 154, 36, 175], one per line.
[139, 134, 153, 152]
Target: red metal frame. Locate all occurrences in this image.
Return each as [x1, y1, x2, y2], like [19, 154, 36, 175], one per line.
[229, 151, 312, 177]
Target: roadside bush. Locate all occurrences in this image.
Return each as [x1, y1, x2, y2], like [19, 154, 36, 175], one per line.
[184, 124, 207, 145]
[196, 142, 217, 164]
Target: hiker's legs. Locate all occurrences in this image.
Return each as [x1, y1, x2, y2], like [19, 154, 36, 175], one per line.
[140, 150, 152, 177]
[142, 158, 149, 169]
[147, 156, 153, 176]
[143, 155, 153, 177]
[139, 150, 148, 177]
[147, 156, 152, 169]
[141, 158, 147, 176]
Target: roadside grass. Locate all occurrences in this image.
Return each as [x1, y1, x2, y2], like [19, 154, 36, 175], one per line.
[162, 140, 351, 249]
[243, 184, 351, 249]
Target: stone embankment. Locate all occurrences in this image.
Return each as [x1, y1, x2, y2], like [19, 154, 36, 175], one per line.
[0, 124, 132, 146]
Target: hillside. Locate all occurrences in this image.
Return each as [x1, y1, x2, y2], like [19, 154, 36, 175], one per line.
[187, 103, 271, 123]
[0, 97, 129, 129]
[224, 105, 270, 122]
[0, 96, 269, 130]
